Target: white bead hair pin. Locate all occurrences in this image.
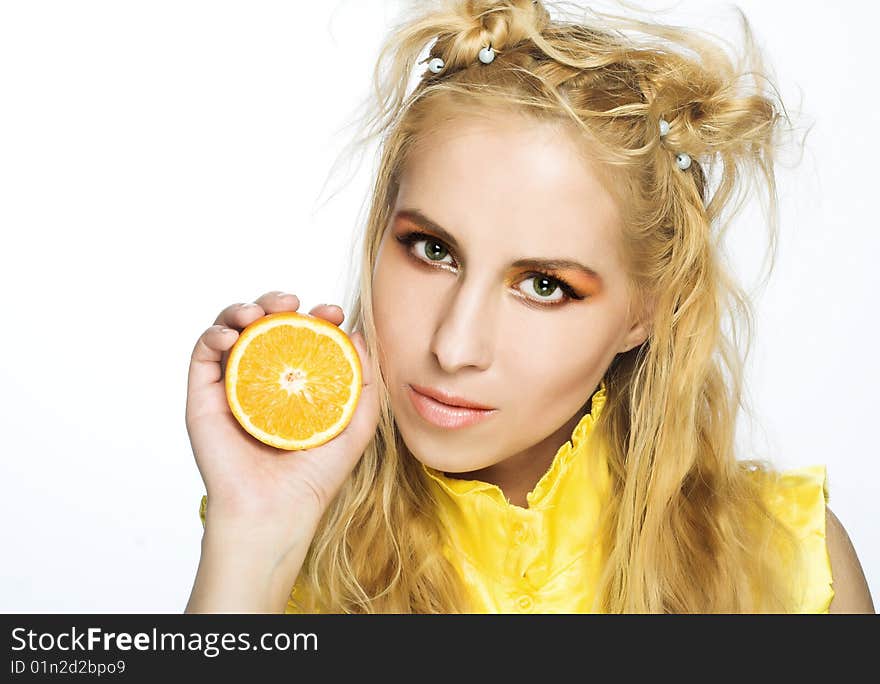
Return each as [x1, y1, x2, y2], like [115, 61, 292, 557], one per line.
[427, 43, 495, 74]
[659, 118, 692, 170]
[478, 44, 496, 64]
[427, 56, 445, 73]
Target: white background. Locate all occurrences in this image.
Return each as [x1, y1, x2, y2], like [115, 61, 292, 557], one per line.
[1, 1, 876, 612]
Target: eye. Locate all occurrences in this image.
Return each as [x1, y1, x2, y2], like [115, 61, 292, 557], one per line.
[517, 274, 566, 304]
[413, 236, 455, 266]
[395, 231, 457, 269]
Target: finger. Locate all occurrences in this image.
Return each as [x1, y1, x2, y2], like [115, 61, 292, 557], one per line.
[308, 303, 345, 327]
[254, 290, 302, 314]
[187, 325, 239, 396]
[334, 329, 380, 457]
[349, 330, 374, 389]
[212, 301, 268, 329]
[212, 302, 266, 377]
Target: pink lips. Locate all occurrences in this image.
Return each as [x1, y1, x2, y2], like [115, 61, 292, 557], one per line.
[407, 384, 498, 429]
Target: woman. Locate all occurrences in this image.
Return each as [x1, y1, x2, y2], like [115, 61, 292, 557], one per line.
[184, 0, 873, 613]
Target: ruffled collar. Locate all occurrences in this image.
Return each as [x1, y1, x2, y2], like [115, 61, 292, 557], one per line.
[419, 381, 611, 591]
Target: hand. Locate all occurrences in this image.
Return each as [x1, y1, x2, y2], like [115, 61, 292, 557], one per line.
[185, 291, 380, 550]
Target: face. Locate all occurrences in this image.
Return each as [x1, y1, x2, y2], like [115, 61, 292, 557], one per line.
[371, 112, 648, 483]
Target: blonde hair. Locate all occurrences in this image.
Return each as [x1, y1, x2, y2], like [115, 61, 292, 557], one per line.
[290, 0, 805, 613]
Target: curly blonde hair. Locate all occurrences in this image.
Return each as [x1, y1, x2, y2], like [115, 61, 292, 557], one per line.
[290, 0, 804, 613]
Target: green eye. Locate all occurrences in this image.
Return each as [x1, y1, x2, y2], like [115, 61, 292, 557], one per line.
[395, 231, 455, 267]
[424, 240, 448, 261]
[518, 275, 564, 304]
[531, 275, 557, 298]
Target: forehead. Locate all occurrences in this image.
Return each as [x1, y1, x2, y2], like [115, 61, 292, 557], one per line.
[396, 114, 623, 264]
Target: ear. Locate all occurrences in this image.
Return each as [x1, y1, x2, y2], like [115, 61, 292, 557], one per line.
[619, 318, 650, 353]
[619, 298, 653, 353]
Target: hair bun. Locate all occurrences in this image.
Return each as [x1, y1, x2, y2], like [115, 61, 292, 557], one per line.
[427, 0, 549, 72]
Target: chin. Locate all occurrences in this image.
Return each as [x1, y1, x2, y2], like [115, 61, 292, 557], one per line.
[400, 439, 497, 475]
[389, 384, 502, 471]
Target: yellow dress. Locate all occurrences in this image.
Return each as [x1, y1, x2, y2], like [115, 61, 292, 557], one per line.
[198, 381, 834, 613]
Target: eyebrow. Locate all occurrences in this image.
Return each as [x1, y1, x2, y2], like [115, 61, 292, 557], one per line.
[392, 208, 604, 280]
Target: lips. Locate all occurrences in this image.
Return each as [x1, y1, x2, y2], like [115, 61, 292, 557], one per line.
[408, 383, 495, 410]
[407, 384, 498, 429]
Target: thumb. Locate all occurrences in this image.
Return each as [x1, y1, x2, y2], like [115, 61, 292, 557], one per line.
[339, 330, 381, 449]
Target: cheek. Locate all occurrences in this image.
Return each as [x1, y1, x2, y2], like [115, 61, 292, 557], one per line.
[371, 250, 438, 370]
[503, 308, 619, 409]
[509, 336, 606, 396]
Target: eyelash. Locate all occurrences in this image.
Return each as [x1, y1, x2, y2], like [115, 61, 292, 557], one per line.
[394, 230, 585, 308]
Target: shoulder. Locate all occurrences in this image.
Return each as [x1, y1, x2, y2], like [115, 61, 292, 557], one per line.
[824, 506, 875, 614]
[745, 464, 829, 611]
[749, 464, 873, 613]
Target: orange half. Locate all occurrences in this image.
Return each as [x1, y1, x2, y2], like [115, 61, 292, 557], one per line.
[224, 311, 362, 450]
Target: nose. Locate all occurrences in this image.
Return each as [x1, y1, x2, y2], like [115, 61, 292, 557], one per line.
[429, 274, 495, 373]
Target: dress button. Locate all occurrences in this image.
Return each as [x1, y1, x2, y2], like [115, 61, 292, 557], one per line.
[515, 594, 534, 612]
[524, 563, 548, 583]
[512, 522, 529, 546]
